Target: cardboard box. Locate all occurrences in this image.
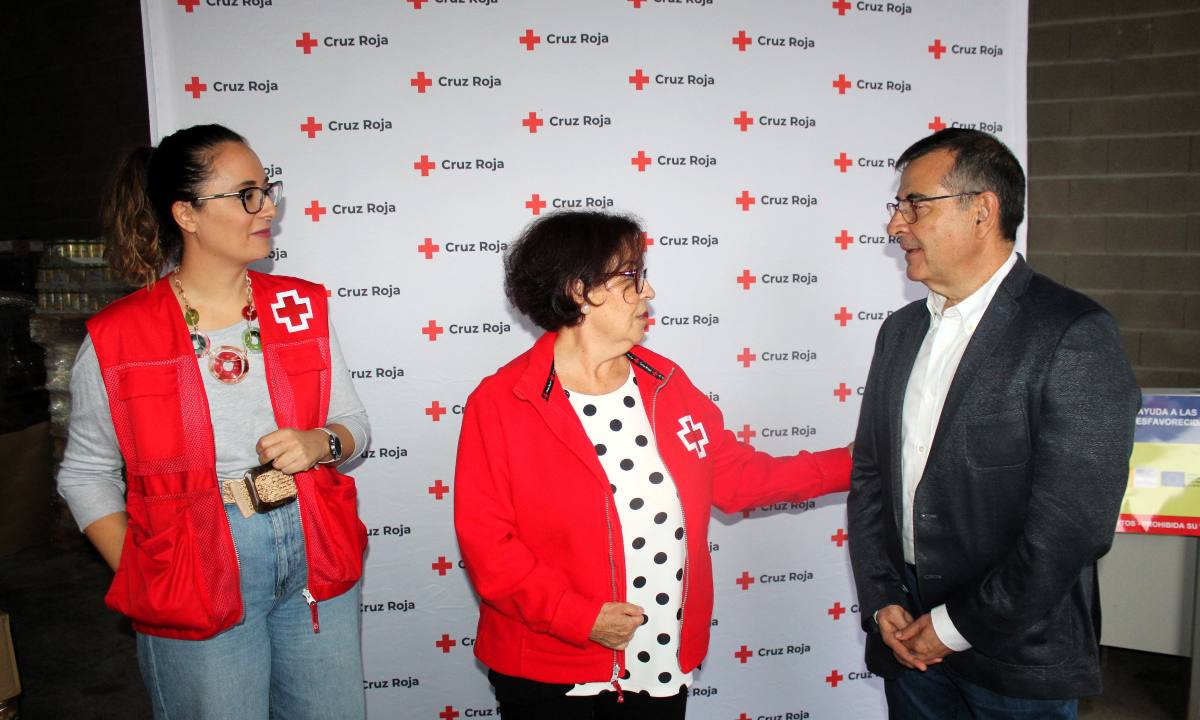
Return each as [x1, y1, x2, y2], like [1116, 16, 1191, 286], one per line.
[0, 611, 18, 702]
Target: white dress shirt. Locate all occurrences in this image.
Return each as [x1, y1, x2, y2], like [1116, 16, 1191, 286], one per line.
[900, 251, 1017, 651]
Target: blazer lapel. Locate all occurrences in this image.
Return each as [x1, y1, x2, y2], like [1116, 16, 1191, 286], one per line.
[927, 256, 1031, 458]
[887, 310, 931, 533]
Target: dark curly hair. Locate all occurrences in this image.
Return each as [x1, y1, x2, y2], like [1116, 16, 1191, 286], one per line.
[504, 211, 645, 331]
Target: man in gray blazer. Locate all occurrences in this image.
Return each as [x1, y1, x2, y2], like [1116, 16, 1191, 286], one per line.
[847, 128, 1140, 719]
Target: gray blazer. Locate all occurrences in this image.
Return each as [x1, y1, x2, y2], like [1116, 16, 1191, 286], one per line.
[847, 254, 1140, 699]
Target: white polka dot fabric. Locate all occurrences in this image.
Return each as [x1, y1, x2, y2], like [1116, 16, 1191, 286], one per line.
[564, 369, 693, 698]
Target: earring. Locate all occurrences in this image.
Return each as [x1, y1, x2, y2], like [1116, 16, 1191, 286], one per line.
[580, 304, 591, 315]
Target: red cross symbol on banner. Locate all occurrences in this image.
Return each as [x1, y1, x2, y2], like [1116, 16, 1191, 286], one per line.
[413, 155, 435, 176]
[832, 0, 851, 15]
[734, 645, 753, 664]
[519, 29, 541, 51]
[432, 556, 453, 576]
[736, 424, 756, 444]
[733, 111, 754, 132]
[826, 669, 844, 687]
[645, 316, 655, 331]
[737, 347, 756, 368]
[421, 320, 444, 341]
[831, 528, 849, 547]
[178, 0, 199, 12]
[522, 111, 544, 133]
[736, 571, 755, 591]
[828, 602, 847, 620]
[304, 200, 327, 223]
[418, 238, 440, 260]
[835, 230, 853, 250]
[435, 634, 457, 653]
[732, 30, 751, 51]
[439, 707, 459, 720]
[628, 0, 645, 7]
[525, 194, 547, 215]
[929, 115, 947, 132]
[835, 306, 852, 326]
[184, 76, 207, 99]
[832, 73, 851, 94]
[270, 290, 314, 333]
[410, 71, 433, 93]
[631, 150, 651, 172]
[295, 32, 317, 54]
[738, 715, 751, 720]
[408, 0, 427, 8]
[426, 401, 448, 422]
[834, 152, 853, 173]
[834, 383, 852, 402]
[642, 232, 654, 249]
[736, 269, 756, 290]
[628, 68, 650, 90]
[300, 116, 323, 139]
[428, 479, 450, 500]
[735, 190, 755, 211]
[928, 38, 947, 59]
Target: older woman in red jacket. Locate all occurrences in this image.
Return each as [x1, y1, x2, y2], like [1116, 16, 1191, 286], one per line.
[454, 211, 851, 719]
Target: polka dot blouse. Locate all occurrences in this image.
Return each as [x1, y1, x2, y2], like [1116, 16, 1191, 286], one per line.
[564, 368, 693, 698]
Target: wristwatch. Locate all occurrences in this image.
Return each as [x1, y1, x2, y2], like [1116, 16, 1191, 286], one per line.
[316, 427, 342, 464]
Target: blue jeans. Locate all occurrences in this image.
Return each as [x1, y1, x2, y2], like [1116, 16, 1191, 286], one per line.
[885, 564, 1077, 720]
[137, 501, 364, 720]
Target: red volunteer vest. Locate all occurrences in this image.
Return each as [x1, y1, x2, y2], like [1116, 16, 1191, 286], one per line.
[87, 272, 366, 640]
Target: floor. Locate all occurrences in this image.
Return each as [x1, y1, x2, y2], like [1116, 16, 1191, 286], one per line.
[0, 540, 1190, 719]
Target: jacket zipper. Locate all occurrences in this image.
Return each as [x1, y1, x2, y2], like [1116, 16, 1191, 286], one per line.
[649, 369, 691, 666]
[602, 485, 624, 702]
[296, 496, 320, 633]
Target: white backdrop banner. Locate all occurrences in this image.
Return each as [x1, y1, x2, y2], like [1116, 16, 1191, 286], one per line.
[142, 1, 1027, 717]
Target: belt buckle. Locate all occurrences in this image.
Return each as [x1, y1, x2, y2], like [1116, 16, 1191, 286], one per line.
[243, 462, 297, 513]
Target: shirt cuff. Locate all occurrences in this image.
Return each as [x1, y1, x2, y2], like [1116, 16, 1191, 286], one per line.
[930, 604, 972, 652]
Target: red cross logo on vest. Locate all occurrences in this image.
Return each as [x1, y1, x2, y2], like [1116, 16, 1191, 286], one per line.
[271, 290, 314, 333]
[676, 415, 709, 459]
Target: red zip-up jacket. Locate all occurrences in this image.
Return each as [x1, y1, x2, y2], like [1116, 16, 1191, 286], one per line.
[88, 273, 366, 640]
[454, 332, 851, 684]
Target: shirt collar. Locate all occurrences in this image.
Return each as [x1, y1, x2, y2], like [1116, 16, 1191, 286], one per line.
[926, 250, 1018, 331]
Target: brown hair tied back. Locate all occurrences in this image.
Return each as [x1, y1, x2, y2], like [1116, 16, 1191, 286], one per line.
[101, 124, 246, 288]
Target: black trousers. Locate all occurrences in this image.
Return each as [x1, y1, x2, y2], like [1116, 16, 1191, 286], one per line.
[490, 670, 688, 720]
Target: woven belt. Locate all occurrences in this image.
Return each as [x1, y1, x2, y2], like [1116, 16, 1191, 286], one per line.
[221, 464, 297, 515]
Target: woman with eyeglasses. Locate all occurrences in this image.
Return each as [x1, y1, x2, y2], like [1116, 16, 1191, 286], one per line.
[454, 211, 853, 719]
[57, 124, 370, 719]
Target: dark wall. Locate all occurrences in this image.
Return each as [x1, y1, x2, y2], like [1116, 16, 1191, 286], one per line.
[1027, 0, 1200, 387]
[0, 1, 150, 241]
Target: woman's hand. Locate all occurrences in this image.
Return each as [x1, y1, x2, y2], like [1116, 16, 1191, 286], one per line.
[589, 602, 645, 650]
[256, 428, 328, 474]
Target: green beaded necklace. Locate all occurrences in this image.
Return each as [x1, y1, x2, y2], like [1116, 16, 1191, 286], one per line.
[173, 268, 262, 384]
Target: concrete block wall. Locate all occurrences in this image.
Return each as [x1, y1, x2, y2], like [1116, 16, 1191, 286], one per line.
[1029, 0, 1200, 388]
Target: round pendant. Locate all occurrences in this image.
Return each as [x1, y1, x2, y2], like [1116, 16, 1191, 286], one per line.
[190, 331, 211, 358]
[209, 345, 250, 384]
[184, 307, 200, 326]
[242, 304, 257, 322]
[242, 327, 262, 353]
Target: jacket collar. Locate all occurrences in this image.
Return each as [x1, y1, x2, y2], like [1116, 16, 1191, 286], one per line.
[515, 331, 668, 403]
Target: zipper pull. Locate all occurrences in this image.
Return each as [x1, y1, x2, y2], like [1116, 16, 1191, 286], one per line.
[302, 588, 320, 633]
[610, 663, 624, 703]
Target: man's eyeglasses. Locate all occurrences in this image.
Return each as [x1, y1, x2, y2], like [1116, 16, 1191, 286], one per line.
[886, 191, 980, 224]
[193, 180, 283, 214]
[605, 268, 649, 294]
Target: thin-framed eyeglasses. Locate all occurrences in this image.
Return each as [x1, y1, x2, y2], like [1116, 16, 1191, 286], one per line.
[605, 267, 649, 294]
[193, 180, 283, 214]
[886, 191, 980, 224]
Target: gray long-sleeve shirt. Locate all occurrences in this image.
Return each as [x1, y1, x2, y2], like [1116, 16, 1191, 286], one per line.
[57, 320, 370, 530]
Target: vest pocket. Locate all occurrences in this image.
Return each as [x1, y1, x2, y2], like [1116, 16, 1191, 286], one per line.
[298, 467, 366, 592]
[115, 364, 185, 463]
[105, 490, 216, 633]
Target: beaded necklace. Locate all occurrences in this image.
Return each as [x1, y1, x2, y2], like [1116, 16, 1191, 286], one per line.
[173, 268, 262, 384]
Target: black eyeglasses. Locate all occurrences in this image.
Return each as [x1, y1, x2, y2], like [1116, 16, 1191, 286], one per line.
[886, 191, 980, 224]
[605, 268, 649, 294]
[193, 180, 283, 214]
